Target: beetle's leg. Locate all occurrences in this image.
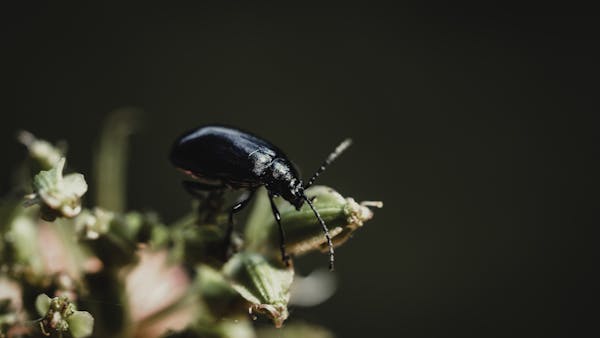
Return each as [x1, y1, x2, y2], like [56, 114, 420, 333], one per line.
[225, 189, 256, 256]
[182, 181, 226, 224]
[268, 192, 291, 267]
[182, 180, 223, 198]
[303, 195, 335, 271]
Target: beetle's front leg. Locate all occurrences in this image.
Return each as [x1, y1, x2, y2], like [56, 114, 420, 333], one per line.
[268, 192, 291, 267]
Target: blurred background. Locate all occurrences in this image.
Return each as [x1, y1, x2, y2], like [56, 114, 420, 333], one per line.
[1, 4, 595, 337]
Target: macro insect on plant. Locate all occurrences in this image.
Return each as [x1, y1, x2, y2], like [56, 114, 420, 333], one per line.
[170, 125, 352, 270]
[1, 110, 382, 337]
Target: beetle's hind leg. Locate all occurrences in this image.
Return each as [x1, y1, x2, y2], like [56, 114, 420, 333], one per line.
[182, 180, 226, 223]
[268, 192, 291, 267]
[225, 189, 256, 257]
[182, 180, 224, 196]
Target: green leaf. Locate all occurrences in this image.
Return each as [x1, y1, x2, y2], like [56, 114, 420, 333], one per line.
[244, 188, 273, 246]
[164, 319, 255, 338]
[6, 214, 44, 274]
[35, 294, 51, 317]
[67, 311, 94, 338]
[93, 108, 139, 213]
[257, 322, 334, 338]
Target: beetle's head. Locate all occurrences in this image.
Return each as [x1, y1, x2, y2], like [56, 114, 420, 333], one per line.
[269, 177, 305, 210]
[284, 179, 305, 210]
[266, 159, 305, 210]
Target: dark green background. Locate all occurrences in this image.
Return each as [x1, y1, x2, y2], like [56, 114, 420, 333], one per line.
[1, 4, 595, 337]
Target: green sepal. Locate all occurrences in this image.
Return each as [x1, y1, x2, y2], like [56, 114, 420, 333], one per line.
[245, 186, 381, 258]
[222, 253, 293, 328]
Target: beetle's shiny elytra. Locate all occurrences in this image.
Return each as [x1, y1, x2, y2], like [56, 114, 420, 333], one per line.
[170, 125, 352, 270]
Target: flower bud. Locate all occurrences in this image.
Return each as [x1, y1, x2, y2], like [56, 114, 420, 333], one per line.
[17, 130, 64, 169]
[169, 222, 229, 267]
[222, 253, 293, 328]
[74, 207, 114, 240]
[196, 264, 246, 318]
[245, 186, 382, 258]
[25, 158, 87, 221]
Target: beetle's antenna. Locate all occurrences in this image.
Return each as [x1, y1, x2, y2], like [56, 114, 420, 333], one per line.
[304, 138, 352, 189]
[303, 194, 335, 271]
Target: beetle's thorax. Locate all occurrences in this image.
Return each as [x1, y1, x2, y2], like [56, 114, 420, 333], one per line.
[249, 148, 277, 177]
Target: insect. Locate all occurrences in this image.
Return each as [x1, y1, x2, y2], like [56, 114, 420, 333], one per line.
[170, 125, 351, 270]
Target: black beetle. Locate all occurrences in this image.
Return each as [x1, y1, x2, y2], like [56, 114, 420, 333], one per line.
[170, 125, 351, 270]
